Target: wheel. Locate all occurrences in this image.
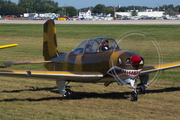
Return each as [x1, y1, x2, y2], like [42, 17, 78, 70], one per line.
[63, 89, 72, 98]
[136, 83, 145, 94]
[131, 91, 138, 101]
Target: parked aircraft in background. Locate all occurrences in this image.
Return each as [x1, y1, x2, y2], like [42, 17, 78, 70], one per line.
[0, 20, 180, 101]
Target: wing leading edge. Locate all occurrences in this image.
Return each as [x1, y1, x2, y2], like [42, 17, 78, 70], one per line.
[140, 61, 180, 75]
[0, 70, 103, 82]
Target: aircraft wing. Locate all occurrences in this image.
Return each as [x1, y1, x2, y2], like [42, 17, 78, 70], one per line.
[4, 59, 51, 67]
[140, 61, 180, 75]
[0, 70, 103, 82]
[0, 44, 18, 49]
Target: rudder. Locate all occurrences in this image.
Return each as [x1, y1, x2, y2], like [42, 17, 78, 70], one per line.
[43, 19, 59, 60]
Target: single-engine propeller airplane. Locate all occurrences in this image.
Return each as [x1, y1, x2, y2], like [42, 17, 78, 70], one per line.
[0, 19, 180, 101]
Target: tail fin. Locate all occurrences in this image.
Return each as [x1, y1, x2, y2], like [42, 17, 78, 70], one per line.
[43, 19, 59, 60]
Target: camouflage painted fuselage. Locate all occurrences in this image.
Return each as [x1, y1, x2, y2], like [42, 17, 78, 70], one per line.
[44, 49, 144, 82]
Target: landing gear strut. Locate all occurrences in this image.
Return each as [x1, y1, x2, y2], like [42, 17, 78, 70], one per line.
[128, 78, 138, 101]
[56, 80, 72, 99]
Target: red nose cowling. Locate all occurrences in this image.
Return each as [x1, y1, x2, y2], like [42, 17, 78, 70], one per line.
[131, 55, 141, 65]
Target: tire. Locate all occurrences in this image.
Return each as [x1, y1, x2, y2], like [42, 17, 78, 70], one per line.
[136, 83, 145, 94]
[63, 89, 72, 99]
[131, 91, 138, 101]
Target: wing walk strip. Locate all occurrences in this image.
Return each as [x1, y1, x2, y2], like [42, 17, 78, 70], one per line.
[140, 61, 180, 75]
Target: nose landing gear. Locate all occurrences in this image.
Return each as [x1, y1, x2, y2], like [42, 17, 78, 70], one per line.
[129, 78, 147, 101]
[131, 91, 138, 101]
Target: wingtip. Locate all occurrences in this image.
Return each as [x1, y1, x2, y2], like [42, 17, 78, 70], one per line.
[0, 44, 18, 49]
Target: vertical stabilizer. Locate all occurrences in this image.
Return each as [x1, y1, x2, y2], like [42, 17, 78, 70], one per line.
[43, 19, 58, 60]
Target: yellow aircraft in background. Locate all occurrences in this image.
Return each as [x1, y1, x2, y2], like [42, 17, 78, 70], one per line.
[0, 20, 180, 101]
[0, 44, 18, 49]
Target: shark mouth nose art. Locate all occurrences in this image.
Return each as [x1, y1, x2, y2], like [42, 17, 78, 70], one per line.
[107, 66, 142, 77]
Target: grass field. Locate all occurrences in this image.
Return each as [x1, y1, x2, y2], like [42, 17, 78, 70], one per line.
[0, 23, 180, 120]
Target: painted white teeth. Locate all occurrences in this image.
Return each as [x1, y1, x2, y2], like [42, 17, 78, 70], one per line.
[107, 66, 142, 77]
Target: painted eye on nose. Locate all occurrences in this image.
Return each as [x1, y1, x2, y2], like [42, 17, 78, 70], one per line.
[125, 58, 130, 64]
[119, 58, 122, 64]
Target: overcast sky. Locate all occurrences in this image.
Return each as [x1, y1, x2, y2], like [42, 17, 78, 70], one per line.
[11, 0, 179, 9]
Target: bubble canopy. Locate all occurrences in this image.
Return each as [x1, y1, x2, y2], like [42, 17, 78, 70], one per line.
[73, 37, 121, 54]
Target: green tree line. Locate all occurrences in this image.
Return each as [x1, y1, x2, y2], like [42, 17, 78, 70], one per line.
[0, 0, 25, 15]
[0, 0, 77, 16]
[0, 0, 179, 16]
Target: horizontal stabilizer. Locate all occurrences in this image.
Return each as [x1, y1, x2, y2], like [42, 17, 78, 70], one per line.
[4, 59, 51, 67]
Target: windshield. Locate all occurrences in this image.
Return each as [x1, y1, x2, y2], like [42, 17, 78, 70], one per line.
[73, 40, 88, 54]
[84, 39, 101, 53]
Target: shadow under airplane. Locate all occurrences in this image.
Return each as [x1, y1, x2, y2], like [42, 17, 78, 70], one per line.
[0, 86, 180, 102]
[0, 65, 6, 68]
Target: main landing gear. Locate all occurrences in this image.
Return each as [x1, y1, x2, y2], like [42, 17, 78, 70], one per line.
[63, 89, 72, 98]
[56, 80, 72, 99]
[136, 83, 146, 94]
